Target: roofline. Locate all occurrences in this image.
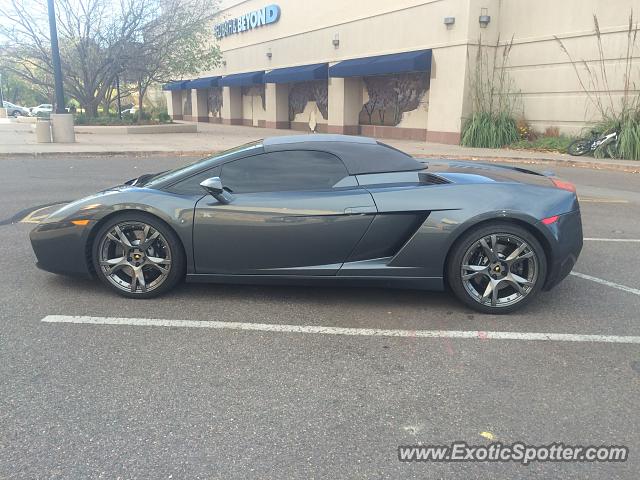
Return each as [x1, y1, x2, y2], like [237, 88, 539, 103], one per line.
[263, 134, 377, 146]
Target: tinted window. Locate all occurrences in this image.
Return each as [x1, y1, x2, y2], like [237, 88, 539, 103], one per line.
[164, 166, 221, 195]
[221, 151, 350, 193]
[144, 141, 262, 188]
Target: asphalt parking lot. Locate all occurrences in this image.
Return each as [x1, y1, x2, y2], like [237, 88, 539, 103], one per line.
[1, 154, 639, 478]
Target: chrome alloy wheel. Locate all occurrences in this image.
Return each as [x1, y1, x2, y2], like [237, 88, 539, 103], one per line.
[460, 233, 539, 308]
[97, 221, 172, 294]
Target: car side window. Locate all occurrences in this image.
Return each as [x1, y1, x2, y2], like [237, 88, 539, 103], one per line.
[164, 166, 221, 195]
[221, 151, 350, 194]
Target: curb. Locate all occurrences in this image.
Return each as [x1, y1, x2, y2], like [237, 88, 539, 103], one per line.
[0, 149, 638, 173]
[0, 150, 216, 159]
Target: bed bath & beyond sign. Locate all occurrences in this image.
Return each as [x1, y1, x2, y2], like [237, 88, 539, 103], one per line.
[214, 4, 281, 39]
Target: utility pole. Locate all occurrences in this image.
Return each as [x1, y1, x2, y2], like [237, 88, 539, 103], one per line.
[47, 0, 66, 113]
[116, 75, 122, 120]
[0, 73, 4, 106]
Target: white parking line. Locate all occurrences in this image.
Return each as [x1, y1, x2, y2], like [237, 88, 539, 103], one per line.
[578, 197, 629, 204]
[41, 315, 640, 344]
[584, 238, 640, 243]
[570, 272, 640, 296]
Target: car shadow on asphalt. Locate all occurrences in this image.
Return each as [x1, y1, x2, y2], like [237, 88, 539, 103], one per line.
[40, 272, 562, 322]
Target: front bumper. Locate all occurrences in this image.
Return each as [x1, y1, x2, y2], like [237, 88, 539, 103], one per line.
[542, 209, 583, 290]
[30, 221, 93, 277]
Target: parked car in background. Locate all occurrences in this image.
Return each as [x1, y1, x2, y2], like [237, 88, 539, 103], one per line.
[2, 101, 30, 117]
[121, 107, 138, 116]
[30, 104, 53, 116]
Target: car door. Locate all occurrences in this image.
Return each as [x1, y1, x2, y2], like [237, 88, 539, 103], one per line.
[192, 150, 377, 275]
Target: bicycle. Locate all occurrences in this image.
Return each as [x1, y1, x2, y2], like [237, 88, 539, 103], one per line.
[567, 127, 619, 156]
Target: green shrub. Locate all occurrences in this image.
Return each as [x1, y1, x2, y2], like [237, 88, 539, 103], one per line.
[509, 135, 574, 152]
[462, 112, 519, 148]
[132, 110, 151, 122]
[74, 114, 136, 126]
[157, 111, 171, 123]
[589, 116, 640, 160]
[462, 35, 522, 148]
[617, 116, 640, 160]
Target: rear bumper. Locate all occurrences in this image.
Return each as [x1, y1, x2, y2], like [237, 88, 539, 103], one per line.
[542, 209, 583, 290]
[30, 221, 93, 277]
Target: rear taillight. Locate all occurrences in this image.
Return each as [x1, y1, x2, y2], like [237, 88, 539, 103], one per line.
[551, 177, 576, 192]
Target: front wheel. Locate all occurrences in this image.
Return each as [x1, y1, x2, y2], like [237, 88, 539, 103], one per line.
[567, 138, 592, 156]
[447, 223, 547, 314]
[92, 213, 185, 298]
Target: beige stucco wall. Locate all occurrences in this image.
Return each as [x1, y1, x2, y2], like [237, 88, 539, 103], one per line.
[241, 90, 266, 125]
[497, 0, 640, 134]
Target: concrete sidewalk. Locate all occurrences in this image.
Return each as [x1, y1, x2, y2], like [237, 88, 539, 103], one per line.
[1, 119, 638, 172]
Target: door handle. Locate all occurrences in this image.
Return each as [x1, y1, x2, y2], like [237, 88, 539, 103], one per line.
[344, 206, 377, 214]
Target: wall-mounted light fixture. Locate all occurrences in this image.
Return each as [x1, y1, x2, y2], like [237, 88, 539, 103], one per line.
[444, 16, 455, 27]
[222, 59, 227, 67]
[332, 33, 340, 48]
[266, 48, 272, 59]
[479, 8, 490, 28]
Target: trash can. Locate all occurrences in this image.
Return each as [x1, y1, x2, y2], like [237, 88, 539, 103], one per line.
[51, 113, 76, 143]
[36, 119, 52, 143]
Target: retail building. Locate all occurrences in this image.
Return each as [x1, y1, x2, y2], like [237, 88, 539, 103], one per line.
[164, 0, 639, 144]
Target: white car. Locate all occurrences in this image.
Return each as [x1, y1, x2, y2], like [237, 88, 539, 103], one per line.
[30, 104, 53, 115]
[2, 101, 30, 117]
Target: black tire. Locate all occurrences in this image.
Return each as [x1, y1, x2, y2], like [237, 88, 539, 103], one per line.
[447, 223, 547, 314]
[91, 212, 186, 299]
[567, 138, 592, 156]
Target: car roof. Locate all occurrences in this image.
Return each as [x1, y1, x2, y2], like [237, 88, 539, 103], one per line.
[262, 134, 423, 175]
[263, 134, 376, 146]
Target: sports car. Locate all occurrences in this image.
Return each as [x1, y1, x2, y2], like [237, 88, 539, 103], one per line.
[30, 135, 583, 313]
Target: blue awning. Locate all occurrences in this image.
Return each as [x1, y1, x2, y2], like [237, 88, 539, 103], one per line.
[263, 63, 328, 84]
[329, 50, 432, 78]
[162, 81, 188, 91]
[220, 71, 265, 87]
[185, 76, 221, 89]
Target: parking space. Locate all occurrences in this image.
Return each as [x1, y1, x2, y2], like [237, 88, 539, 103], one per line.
[1, 154, 639, 478]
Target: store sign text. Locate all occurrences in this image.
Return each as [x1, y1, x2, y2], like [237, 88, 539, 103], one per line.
[214, 4, 281, 39]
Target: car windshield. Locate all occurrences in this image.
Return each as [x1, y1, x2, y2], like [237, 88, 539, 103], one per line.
[144, 140, 263, 187]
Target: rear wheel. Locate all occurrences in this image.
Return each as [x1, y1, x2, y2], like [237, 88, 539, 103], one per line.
[447, 223, 547, 314]
[567, 138, 592, 156]
[92, 213, 185, 298]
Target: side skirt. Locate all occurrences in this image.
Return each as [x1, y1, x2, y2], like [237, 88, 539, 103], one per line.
[185, 274, 444, 291]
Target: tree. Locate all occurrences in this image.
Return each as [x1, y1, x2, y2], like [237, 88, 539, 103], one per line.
[0, 69, 50, 106]
[0, 0, 220, 118]
[121, 0, 221, 119]
[1, 0, 136, 116]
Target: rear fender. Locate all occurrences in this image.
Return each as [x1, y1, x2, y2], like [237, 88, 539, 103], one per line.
[388, 209, 555, 279]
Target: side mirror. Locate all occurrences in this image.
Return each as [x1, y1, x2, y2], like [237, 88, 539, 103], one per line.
[200, 177, 233, 204]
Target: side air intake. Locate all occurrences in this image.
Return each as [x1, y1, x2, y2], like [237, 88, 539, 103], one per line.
[419, 172, 451, 185]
